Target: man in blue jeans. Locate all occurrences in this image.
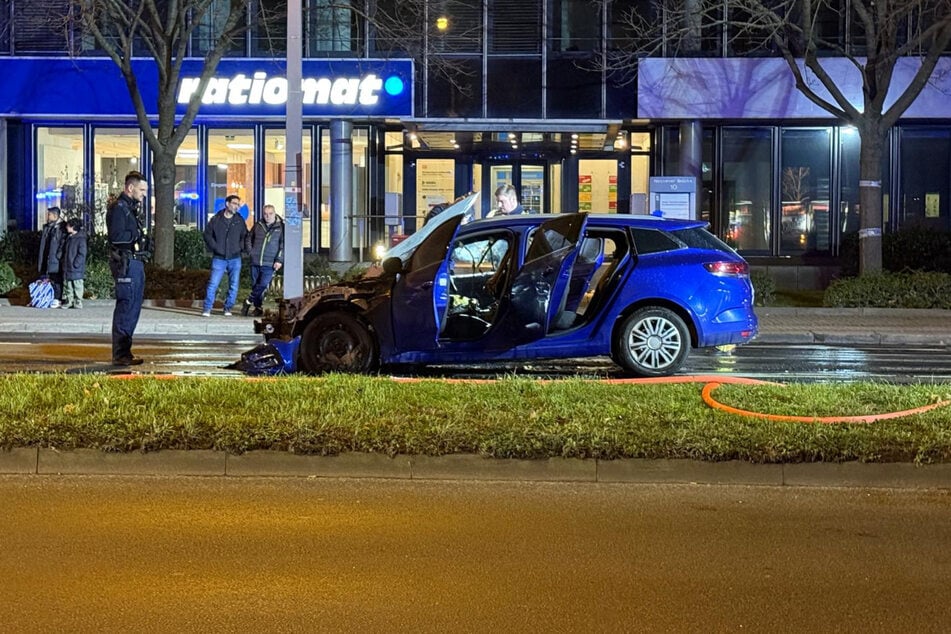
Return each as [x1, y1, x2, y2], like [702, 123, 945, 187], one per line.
[241, 204, 284, 317]
[202, 194, 249, 316]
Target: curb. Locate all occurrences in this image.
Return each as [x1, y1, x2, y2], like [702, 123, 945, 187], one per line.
[2, 449, 950, 489]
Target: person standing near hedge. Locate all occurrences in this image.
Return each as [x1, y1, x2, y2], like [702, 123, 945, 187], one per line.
[241, 204, 284, 317]
[202, 194, 249, 317]
[61, 217, 87, 309]
[106, 170, 150, 366]
[37, 206, 67, 308]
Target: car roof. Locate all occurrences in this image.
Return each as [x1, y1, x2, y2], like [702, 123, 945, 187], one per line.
[468, 213, 708, 231]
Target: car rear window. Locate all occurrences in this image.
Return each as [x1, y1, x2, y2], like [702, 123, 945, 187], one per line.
[630, 228, 681, 254]
[671, 227, 735, 253]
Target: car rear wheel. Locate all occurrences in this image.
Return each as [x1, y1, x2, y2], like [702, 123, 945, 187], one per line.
[299, 311, 378, 374]
[614, 307, 690, 377]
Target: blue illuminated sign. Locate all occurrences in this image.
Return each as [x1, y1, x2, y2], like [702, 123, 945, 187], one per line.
[0, 57, 414, 119]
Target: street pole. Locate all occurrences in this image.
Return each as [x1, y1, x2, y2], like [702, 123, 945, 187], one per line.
[283, 0, 304, 300]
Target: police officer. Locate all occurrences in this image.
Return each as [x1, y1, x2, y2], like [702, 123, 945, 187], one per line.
[106, 170, 149, 366]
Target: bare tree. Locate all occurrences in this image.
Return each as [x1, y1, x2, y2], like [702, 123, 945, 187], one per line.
[782, 166, 810, 203]
[611, 0, 951, 275]
[69, 0, 248, 268]
[67, 0, 475, 267]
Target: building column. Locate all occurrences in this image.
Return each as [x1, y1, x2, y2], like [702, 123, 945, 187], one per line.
[330, 120, 353, 262]
[0, 120, 7, 236]
[679, 120, 703, 220]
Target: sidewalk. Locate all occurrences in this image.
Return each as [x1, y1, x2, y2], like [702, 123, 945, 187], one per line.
[1, 299, 950, 345]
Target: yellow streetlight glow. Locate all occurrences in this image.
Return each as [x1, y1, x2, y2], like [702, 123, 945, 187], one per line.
[436, 16, 449, 30]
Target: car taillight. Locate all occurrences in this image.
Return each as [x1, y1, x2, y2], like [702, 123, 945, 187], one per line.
[703, 261, 749, 277]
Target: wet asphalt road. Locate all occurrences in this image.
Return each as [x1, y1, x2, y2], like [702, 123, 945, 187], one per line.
[3, 476, 951, 632]
[2, 335, 951, 382]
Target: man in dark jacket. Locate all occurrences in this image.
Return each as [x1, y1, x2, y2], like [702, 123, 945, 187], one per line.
[241, 204, 284, 317]
[202, 194, 249, 316]
[37, 206, 67, 307]
[106, 170, 150, 366]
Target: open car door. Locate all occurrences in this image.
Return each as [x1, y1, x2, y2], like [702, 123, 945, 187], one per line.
[389, 193, 479, 352]
[482, 213, 588, 349]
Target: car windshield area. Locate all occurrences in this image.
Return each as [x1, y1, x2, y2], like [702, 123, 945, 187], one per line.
[441, 231, 513, 339]
[383, 192, 480, 263]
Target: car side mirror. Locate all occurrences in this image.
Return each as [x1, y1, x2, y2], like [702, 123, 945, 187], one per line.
[382, 256, 404, 275]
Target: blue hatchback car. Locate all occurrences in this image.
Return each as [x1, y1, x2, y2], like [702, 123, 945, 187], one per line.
[253, 193, 757, 377]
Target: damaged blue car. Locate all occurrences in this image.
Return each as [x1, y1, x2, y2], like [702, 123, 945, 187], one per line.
[250, 192, 757, 377]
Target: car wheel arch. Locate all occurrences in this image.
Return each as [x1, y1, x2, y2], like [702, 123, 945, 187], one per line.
[292, 300, 374, 340]
[296, 306, 380, 374]
[611, 299, 698, 350]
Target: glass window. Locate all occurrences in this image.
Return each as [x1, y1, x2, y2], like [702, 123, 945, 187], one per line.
[193, 0, 247, 56]
[207, 129, 255, 224]
[35, 127, 83, 229]
[94, 129, 142, 234]
[780, 128, 832, 254]
[489, 0, 541, 53]
[369, 0, 422, 56]
[721, 127, 772, 253]
[264, 129, 313, 249]
[629, 131, 651, 214]
[430, 0, 482, 53]
[318, 127, 370, 252]
[173, 132, 200, 228]
[549, 163, 562, 214]
[631, 228, 680, 254]
[252, 0, 288, 56]
[0, 0, 11, 53]
[487, 58, 541, 118]
[900, 127, 950, 230]
[838, 126, 890, 234]
[551, 0, 601, 52]
[547, 58, 602, 118]
[428, 57, 483, 118]
[383, 131, 404, 239]
[14, 0, 68, 53]
[578, 159, 618, 213]
[416, 159, 456, 225]
[308, 0, 362, 55]
[521, 165, 545, 214]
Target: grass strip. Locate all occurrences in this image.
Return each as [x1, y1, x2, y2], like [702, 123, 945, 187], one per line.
[1, 374, 950, 463]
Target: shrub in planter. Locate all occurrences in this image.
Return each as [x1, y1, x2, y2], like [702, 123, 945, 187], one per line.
[174, 229, 212, 270]
[749, 270, 775, 306]
[839, 229, 951, 276]
[0, 230, 40, 268]
[0, 262, 20, 296]
[84, 260, 115, 300]
[824, 271, 951, 309]
[144, 267, 210, 300]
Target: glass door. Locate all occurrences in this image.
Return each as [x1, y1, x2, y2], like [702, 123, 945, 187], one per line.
[488, 162, 547, 215]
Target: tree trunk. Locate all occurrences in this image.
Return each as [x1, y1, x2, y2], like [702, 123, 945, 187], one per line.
[857, 129, 886, 276]
[151, 150, 178, 270]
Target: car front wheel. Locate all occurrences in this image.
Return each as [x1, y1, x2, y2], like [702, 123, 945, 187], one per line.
[614, 307, 690, 377]
[299, 311, 378, 374]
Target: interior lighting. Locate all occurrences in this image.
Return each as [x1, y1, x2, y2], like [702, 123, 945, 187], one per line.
[226, 143, 254, 150]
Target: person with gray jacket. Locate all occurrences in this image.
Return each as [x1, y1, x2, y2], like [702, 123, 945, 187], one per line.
[241, 204, 284, 317]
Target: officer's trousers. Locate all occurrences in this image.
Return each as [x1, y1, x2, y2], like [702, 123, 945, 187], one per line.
[112, 258, 145, 362]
